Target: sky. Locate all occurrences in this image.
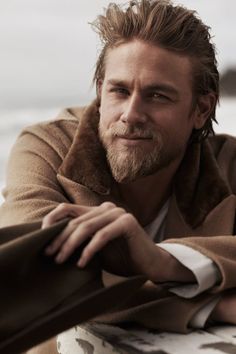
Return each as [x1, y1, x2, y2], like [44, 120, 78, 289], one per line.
[0, 0, 235, 109]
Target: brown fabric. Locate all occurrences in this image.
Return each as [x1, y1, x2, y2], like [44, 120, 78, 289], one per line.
[0, 219, 146, 353]
[97, 275, 218, 332]
[95, 287, 218, 332]
[1, 100, 236, 337]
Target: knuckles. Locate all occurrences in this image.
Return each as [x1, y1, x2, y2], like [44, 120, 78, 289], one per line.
[119, 212, 137, 225]
[56, 202, 125, 215]
[69, 218, 95, 235]
[100, 202, 126, 216]
[115, 207, 126, 215]
[57, 203, 72, 211]
[101, 201, 116, 209]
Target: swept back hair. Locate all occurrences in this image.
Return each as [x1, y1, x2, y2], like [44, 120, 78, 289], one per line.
[91, 0, 219, 142]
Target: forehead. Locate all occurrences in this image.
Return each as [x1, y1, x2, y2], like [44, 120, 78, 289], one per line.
[103, 40, 193, 90]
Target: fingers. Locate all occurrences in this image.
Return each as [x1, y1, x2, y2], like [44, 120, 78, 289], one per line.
[44, 202, 117, 255]
[44, 201, 157, 279]
[78, 215, 129, 267]
[42, 203, 91, 229]
[54, 207, 126, 264]
[45, 221, 77, 256]
[67, 202, 116, 225]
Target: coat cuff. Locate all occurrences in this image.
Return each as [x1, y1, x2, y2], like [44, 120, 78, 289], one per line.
[157, 243, 221, 298]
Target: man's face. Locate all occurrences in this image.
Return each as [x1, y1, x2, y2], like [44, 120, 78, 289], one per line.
[98, 40, 203, 183]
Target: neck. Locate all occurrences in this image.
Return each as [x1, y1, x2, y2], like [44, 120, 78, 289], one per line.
[118, 159, 181, 226]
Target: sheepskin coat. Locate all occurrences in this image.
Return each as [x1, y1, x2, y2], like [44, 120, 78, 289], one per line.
[1, 100, 236, 333]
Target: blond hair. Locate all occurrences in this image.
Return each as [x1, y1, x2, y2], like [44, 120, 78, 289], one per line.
[91, 0, 219, 141]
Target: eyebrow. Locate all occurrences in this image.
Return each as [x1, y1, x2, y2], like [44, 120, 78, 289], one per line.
[107, 79, 179, 97]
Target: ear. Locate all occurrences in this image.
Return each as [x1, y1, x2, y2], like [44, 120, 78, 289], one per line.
[193, 93, 217, 129]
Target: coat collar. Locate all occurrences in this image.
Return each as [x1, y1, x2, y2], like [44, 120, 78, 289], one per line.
[58, 100, 113, 196]
[164, 194, 235, 238]
[174, 139, 231, 228]
[58, 101, 232, 229]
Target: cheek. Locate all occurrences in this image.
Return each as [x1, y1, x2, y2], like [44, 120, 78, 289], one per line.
[99, 112, 111, 135]
[99, 113, 107, 132]
[99, 100, 109, 130]
[99, 102, 120, 131]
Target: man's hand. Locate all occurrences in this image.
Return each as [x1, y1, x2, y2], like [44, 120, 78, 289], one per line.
[42, 202, 164, 281]
[43, 202, 195, 283]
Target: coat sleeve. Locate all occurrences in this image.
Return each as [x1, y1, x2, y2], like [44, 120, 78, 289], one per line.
[0, 120, 75, 227]
[96, 278, 219, 333]
[163, 235, 236, 293]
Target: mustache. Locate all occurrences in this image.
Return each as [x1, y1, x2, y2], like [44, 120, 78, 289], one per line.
[105, 124, 158, 140]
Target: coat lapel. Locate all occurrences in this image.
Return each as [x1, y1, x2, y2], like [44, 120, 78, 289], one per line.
[165, 194, 236, 238]
[57, 100, 114, 206]
[174, 139, 231, 228]
[165, 138, 234, 238]
[57, 101, 235, 237]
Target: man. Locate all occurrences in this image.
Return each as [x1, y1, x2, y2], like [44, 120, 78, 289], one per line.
[1, 0, 236, 348]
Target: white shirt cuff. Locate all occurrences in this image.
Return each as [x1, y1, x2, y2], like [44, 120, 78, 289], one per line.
[190, 296, 220, 328]
[158, 243, 221, 298]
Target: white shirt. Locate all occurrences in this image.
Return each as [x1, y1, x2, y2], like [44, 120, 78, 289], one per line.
[144, 199, 221, 328]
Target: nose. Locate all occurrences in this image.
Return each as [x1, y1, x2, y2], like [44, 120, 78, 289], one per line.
[120, 94, 147, 124]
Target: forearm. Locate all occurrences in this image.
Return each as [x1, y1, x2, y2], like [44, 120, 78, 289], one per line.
[161, 235, 236, 293]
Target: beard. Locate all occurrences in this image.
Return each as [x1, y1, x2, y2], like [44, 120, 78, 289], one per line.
[99, 121, 182, 183]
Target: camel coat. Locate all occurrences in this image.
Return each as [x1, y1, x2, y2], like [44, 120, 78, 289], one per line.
[1, 100, 236, 341]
